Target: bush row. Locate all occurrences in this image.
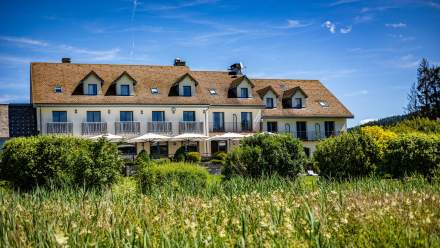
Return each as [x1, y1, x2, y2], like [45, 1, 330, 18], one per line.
[0, 136, 123, 189]
[314, 127, 440, 179]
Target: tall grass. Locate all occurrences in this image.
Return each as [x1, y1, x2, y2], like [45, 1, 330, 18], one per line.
[1, 176, 439, 247]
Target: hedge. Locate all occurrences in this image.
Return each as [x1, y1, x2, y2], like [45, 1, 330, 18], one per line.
[314, 132, 381, 179]
[223, 133, 306, 178]
[383, 133, 440, 178]
[0, 136, 123, 189]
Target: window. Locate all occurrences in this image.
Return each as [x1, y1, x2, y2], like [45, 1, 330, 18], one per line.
[294, 98, 303, 108]
[319, 100, 329, 107]
[266, 98, 274, 108]
[240, 88, 249, 98]
[296, 121, 307, 140]
[267, 122, 278, 132]
[87, 84, 98, 95]
[120, 84, 130, 96]
[52, 111, 67, 122]
[213, 112, 225, 132]
[151, 88, 159, 94]
[86, 111, 101, 122]
[150, 141, 168, 158]
[152, 111, 165, 122]
[183, 111, 195, 122]
[54, 86, 63, 93]
[241, 112, 252, 131]
[285, 123, 291, 133]
[182, 86, 192, 96]
[325, 121, 335, 137]
[120, 111, 133, 122]
[209, 89, 217, 95]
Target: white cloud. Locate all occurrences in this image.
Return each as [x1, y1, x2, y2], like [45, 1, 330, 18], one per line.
[0, 94, 28, 103]
[359, 118, 377, 125]
[0, 36, 48, 46]
[344, 90, 368, 97]
[284, 19, 311, 29]
[354, 15, 374, 23]
[394, 54, 420, 69]
[386, 22, 406, 28]
[340, 26, 352, 34]
[57, 45, 121, 61]
[323, 21, 336, 33]
[329, 0, 360, 7]
[142, 0, 218, 11]
[427, 1, 440, 9]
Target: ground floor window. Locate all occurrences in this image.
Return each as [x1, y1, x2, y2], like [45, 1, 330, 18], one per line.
[182, 141, 199, 152]
[267, 121, 278, 132]
[211, 140, 228, 154]
[150, 141, 169, 158]
[118, 145, 136, 160]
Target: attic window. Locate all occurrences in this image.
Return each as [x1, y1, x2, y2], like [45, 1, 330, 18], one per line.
[209, 89, 217, 95]
[318, 100, 329, 107]
[151, 87, 159, 94]
[54, 86, 63, 93]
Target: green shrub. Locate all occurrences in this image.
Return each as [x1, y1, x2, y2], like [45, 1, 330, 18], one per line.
[173, 146, 186, 162]
[137, 162, 209, 192]
[151, 158, 171, 165]
[209, 159, 225, 165]
[186, 152, 201, 163]
[0, 136, 123, 189]
[383, 133, 440, 178]
[134, 150, 151, 171]
[223, 133, 306, 178]
[213, 151, 227, 161]
[314, 132, 381, 179]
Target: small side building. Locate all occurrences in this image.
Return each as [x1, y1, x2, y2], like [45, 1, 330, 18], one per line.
[0, 104, 9, 148]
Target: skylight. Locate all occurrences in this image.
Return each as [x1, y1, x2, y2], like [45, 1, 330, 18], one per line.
[151, 87, 159, 94]
[318, 100, 329, 107]
[54, 86, 63, 93]
[209, 89, 217, 95]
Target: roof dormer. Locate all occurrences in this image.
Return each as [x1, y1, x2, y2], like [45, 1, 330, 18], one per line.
[72, 71, 104, 95]
[282, 87, 308, 109]
[168, 73, 198, 97]
[105, 71, 137, 96]
[257, 86, 279, 108]
[228, 75, 254, 98]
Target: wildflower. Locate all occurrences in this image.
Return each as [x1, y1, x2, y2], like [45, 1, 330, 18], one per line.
[54, 231, 68, 247]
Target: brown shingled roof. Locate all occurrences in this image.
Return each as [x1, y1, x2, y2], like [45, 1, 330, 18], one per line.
[230, 75, 254, 88]
[30, 62, 353, 118]
[256, 86, 280, 98]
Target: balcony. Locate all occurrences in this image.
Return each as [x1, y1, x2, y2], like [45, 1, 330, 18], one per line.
[115, 121, 140, 135]
[81, 122, 107, 135]
[47, 122, 73, 134]
[209, 122, 260, 133]
[179, 121, 204, 134]
[147, 121, 173, 134]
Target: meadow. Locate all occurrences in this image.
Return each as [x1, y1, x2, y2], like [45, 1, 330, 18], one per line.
[1, 176, 439, 247]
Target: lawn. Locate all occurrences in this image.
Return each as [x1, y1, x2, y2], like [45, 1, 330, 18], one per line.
[0, 176, 439, 247]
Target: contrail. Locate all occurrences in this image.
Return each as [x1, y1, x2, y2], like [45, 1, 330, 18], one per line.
[129, 0, 138, 58]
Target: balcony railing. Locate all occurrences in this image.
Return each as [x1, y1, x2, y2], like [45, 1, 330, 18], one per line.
[209, 122, 260, 133]
[47, 122, 73, 134]
[115, 121, 140, 135]
[179, 121, 204, 134]
[147, 121, 173, 134]
[81, 122, 107, 135]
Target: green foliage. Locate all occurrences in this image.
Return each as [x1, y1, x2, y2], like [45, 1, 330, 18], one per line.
[383, 133, 440, 178]
[208, 159, 225, 165]
[213, 151, 227, 161]
[223, 133, 306, 178]
[361, 126, 398, 158]
[389, 117, 440, 134]
[151, 158, 171, 165]
[314, 132, 381, 179]
[185, 152, 201, 163]
[173, 146, 186, 162]
[0, 136, 123, 189]
[134, 150, 151, 172]
[137, 162, 209, 192]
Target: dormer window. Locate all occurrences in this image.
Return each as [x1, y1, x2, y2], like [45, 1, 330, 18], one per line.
[120, 84, 130, 96]
[266, 98, 274, 108]
[151, 87, 159, 94]
[209, 89, 217, 95]
[54, 86, 63, 93]
[228, 75, 254, 98]
[294, 98, 303, 109]
[183, 86, 192, 97]
[240, 88, 249, 98]
[87, 84, 98, 95]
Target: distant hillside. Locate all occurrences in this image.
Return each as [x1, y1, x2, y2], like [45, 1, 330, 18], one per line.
[350, 114, 412, 131]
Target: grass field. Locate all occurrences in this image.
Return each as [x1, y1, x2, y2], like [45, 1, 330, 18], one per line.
[1, 176, 439, 247]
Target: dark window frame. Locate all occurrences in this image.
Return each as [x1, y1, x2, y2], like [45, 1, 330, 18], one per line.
[120, 84, 130, 96]
[183, 111, 196, 122]
[240, 88, 249, 98]
[52, 111, 67, 122]
[152, 111, 165, 122]
[182, 86, 192, 97]
[120, 111, 134, 122]
[86, 111, 101, 122]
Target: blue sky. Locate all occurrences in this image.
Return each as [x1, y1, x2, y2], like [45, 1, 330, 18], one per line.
[0, 0, 439, 126]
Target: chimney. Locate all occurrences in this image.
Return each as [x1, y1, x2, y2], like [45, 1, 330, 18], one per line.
[174, 58, 186, 66]
[61, 58, 71, 63]
[228, 62, 244, 77]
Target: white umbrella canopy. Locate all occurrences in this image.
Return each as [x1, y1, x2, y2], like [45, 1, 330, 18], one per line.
[208, 132, 245, 141]
[89, 133, 123, 142]
[129, 133, 170, 143]
[171, 133, 208, 141]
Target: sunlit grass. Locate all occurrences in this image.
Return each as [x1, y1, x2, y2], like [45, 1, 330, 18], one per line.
[1, 176, 439, 247]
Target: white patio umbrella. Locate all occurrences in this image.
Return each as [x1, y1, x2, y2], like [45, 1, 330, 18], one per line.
[208, 132, 245, 141]
[89, 133, 123, 142]
[128, 133, 170, 143]
[171, 133, 208, 152]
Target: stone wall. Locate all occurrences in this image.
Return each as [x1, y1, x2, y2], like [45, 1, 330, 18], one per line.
[0, 104, 9, 138]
